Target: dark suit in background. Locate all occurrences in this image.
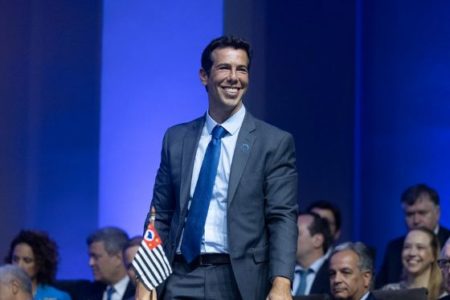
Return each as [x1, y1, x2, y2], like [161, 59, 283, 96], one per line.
[376, 225, 450, 288]
[309, 259, 331, 295]
[80, 281, 135, 300]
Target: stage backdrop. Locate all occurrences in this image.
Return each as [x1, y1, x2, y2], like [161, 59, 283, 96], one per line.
[99, 1, 223, 250]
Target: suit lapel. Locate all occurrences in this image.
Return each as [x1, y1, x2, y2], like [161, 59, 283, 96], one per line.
[227, 112, 256, 206]
[179, 117, 205, 213]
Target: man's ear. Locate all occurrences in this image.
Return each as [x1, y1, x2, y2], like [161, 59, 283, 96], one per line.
[312, 234, 324, 249]
[199, 68, 208, 86]
[362, 271, 372, 289]
[11, 279, 20, 294]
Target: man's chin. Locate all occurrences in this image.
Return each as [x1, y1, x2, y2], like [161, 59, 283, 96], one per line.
[332, 292, 349, 299]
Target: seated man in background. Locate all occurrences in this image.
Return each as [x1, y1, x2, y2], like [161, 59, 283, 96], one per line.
[307, 200, 342, 245]
[376, 183, 450, 288]
[0, 264, 32, 300]
[293, 212, 333, 296]
[87, 226, 135, 300]
[329, 242, 375, 300]
[439, 238, 450, 300]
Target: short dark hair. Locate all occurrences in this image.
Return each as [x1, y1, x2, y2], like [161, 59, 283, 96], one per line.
[201, 36, 252, 75]
[401, 183, 440, 206]
[5, 230, 59, 285]
[87, 227, 129, 255]
[299, 212, 333, 253]
[307, 200, 342, 232]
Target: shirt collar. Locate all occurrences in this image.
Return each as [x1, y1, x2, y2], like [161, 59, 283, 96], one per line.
[110, 275, 130, 298]
[360, 291, 370, 300]
[295, 255, 328, 274]
[206, 105, 246, 136]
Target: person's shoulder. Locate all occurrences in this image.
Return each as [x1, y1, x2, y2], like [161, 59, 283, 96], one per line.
[439, 225, 450, 236]
[165, 116, 204, 135]
[36, 284, 72, 300]
[247, 113, 293, 139]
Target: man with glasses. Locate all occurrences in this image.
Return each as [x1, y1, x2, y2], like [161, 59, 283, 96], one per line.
[439, 238, 450, 300]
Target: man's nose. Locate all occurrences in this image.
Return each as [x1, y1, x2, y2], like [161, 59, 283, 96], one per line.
[227, 69, 238, 81]
[412, 214, 422, 226]
[333, 273, 343, 283]
[88, 257, 95, 266]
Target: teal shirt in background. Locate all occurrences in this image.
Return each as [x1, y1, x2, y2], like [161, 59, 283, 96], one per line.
[34, 284, 72, 300]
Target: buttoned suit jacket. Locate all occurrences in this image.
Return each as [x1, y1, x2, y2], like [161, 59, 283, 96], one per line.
[375, 225, 450, 288]
[150, 112, 298, 300]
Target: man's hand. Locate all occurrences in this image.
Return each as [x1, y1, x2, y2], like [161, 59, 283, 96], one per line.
[266, 276, 292, 300]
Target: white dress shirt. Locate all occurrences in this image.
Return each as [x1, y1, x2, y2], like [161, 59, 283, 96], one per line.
[102, 275, 130, 300]
[292, 255, 327, 295]
[178, 105, 246, 254]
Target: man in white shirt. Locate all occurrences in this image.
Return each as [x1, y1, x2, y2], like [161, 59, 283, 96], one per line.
[292, 212, 333, 296]
[87, 227, 135, 300]
[329, 242, 374, 300]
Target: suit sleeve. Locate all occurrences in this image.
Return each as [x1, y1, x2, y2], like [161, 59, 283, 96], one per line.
[147, 130, 176, 246]
[264, 132, 298, 281]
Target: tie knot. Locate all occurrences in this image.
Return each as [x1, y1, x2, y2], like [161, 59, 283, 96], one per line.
[296, 268, 313, 276]
[212, 125, 227, 140]
[106, 286, 115, 298]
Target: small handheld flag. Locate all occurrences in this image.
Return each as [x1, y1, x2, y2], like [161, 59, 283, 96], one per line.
[132, 222, 172, 291]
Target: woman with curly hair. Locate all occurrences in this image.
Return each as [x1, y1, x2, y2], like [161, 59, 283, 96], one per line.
[382, 227, 442, 300]
[5, 230, 71, 300]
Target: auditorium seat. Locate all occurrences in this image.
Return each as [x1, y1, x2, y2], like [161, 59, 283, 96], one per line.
[372, 287, 428, 300]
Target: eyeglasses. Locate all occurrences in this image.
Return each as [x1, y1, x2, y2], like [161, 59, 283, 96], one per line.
[438, 259, 450, 269]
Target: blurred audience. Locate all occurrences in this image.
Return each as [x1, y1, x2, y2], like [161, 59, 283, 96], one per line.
[86, 226, 135, 300]
[439, 238, 450, 299]
[381, 227, 442, 300]
[4, 230, 71, 300]
[293, 212, 333, 296]
[0, 264, 33, 300]
[329, 242, 374, 300]
[307, 200, 342, 244]
[376, 183, 450, 288]
[122, 236, 142, 286]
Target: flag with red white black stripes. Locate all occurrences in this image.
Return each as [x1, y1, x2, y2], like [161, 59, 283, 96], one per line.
[132, 222, 172, 290]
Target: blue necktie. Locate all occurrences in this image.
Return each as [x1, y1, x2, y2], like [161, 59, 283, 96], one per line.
[106, 286, 115, 300]
[295, 268, 312, 295]
[181, 125, 227, 263]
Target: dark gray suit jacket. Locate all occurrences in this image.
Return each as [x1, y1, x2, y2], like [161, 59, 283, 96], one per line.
[150, 112, 298, 299]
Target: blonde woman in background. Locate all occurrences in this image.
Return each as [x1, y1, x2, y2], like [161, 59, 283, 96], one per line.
[382, 227, 442, 300]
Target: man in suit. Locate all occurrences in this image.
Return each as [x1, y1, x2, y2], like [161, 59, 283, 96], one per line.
[376, 183, 450, 288]
[144, 36, 298, 299]
[86, 227, 135, 300]
[293, 212, 333, 296]
[439, 238, 450, 299]
[0, 265, 32, 300]
[329, 242, 375, 300]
